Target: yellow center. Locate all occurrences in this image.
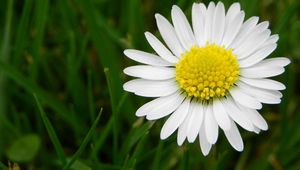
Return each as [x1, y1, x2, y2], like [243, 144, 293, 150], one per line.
[175, 44, 240, 101]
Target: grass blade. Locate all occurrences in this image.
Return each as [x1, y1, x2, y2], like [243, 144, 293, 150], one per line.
[151, 141, 163, 170]
[63, 108, 103, 170]
[74, 0, 123, 102]
[0, 60, 77, 129]
[13, 0, 33, 63]
[87, 69, 96, 123]
[120, 121, 155, 162]
[30, 0, 49, 80]
[0, 0, 13, 60]
[0, 0, 14, 122]
[124, 134, 148, 169]
[90, 93, 128, 159]
[104, 68, 118, 162]
[34, 93, 67, 165]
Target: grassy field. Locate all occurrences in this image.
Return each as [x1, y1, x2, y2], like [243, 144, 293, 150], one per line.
[0, 0, 299, 169]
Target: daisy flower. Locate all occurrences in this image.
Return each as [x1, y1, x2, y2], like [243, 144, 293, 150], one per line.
[123, 1, 290, 155]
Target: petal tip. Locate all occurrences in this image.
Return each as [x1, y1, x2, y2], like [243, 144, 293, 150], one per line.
[155, 13, 162, 20]
[172, 5, 179, 9]
[236, 145, 244, 152]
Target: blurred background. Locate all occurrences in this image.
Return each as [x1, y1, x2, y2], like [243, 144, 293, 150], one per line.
[0, 0, 299, 169]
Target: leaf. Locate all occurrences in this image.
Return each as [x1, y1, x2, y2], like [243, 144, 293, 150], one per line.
[6, 134, 41, 162]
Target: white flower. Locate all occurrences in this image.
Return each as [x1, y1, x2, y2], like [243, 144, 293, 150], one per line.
[123, 1, 290, 155]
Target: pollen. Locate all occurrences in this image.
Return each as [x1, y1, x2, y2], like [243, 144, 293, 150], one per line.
[175, 44, 240, 101]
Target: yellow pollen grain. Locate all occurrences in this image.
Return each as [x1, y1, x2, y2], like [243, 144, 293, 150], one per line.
[175, 44, 240, 101]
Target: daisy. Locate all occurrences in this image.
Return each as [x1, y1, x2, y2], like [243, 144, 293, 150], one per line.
[123, 1, 290, 155]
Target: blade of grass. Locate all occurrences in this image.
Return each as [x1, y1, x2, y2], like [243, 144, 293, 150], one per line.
[0, 0, 13, 121]
[274, 3, 299, 33]
[87, 69, 96, 123]
[66, 31, 86, 112]
[235, 144, 251, 170]
[30, 0, 49, 80]
[127, 0, 145, 48]
[125, 134, 148, 169]
[279, 65, 295, 138]
[0, 0, 13, 60]
[63, 108, 103, 170]
[120, 121, 155, 163]
[34, 93, 67, 165]
[13, 0, 33, 64]
[90, 93, 128, 159]
[104, 68, 118, 162]
[179, 145, 189, 170]
[0, 60, 77, 129]
[74, 0, 123, 103]
[151, 141, 163, 170]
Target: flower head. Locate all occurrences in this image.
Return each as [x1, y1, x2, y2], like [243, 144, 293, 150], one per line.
[123, 1, 290, 155]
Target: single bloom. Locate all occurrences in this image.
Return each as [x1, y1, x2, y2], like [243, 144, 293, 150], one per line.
[123, 1, 290, 155]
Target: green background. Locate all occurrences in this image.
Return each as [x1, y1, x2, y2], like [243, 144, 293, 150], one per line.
[0, 0, 299, 169]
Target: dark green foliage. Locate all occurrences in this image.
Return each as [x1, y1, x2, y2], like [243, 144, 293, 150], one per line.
[0, 0, 299, 169]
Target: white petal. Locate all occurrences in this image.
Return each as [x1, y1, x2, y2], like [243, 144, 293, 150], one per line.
[135, 91, 183, 117]
[253, 126, 261, 134]
[229, 16, 259, 48]
[124, 49, 172, 66]
[144, 32, 179, 63]
[234, 29, 271, 59]
[230, 88, 262, 110]
[160, 98, 191, 139]
[211, 2, 225, 45]
[237, 84, 282, 99]
[155, 14, 184, 57]
[257, 57, 291, 68]
[224, 120, 244, 152]
[238, 43, 277, 68]
[234, 21, 270, 53]
[187, 100, 204, 143]
[212, 98, 231, 130]
[205, 105, 219, 144]
[171, 5, 196, 50]
[204, 2, 216, 43]
[199, 122, 212, 156]
[177, 108, 192, 146]
[225, 3, 241, 23]
[241, 106, 268, 131]
[264, 34, 279, 46]
[192, 3, 206, 46]
[222, 97, 254, 132]
[234, 21, 269, 47]
[124, 65, 174, 80]
[123, 79, 178, 97]
[240, 77, 286, 91]
[255, 21, 269, 32]
[177, 122, 186, 146]
[241, 66, 285, 78]
[146, 93, 185, 120]
[236, 81, 281, 104]
[222, 11, 245, 48]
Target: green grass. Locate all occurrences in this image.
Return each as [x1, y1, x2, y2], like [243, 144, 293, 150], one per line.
[0, 0, 300, 169]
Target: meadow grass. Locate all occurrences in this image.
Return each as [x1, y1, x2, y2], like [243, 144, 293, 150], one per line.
[0, 0, 299, 169]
